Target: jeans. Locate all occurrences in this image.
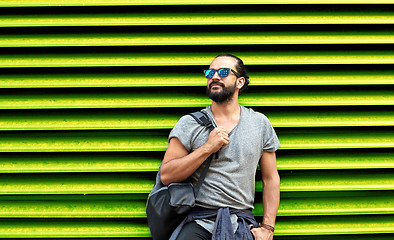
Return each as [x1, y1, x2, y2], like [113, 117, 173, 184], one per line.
[176, 221, 212, 240]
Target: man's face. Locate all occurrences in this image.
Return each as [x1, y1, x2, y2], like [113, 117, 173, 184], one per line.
[206, 57, 239, 103]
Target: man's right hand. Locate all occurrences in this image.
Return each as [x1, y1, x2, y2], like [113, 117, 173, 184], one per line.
[204, 126, 229, 153]
[161, 126, 229, 185]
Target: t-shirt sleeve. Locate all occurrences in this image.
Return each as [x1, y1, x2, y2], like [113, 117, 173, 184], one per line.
[168, 115, 199, 152]
[262, 115, 280, 152]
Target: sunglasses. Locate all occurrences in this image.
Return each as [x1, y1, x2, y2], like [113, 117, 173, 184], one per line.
[204, 68, 240, 79]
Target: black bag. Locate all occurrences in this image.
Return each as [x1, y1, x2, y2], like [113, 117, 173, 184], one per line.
[146, 111, 215, 240]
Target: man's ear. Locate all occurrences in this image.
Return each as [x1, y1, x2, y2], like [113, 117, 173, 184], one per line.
[236, 77, 246, 90]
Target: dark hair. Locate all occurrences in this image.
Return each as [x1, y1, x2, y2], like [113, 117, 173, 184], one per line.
[215, 53, 249, 95]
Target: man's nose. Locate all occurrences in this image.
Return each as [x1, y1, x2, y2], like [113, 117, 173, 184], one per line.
[212, 71, 221, 79]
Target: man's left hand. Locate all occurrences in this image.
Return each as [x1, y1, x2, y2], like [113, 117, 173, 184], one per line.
[250, 227, 273, 240]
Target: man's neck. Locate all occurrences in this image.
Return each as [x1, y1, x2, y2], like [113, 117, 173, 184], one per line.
[210, 97, 241, 120]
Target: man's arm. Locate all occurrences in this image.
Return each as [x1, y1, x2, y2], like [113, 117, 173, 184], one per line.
[260, 151, 280, 228]
[160, 126, 229, 186]
[251, 151, 280, 240]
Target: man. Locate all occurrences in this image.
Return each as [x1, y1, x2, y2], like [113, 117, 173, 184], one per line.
[160, 54, 280, 240]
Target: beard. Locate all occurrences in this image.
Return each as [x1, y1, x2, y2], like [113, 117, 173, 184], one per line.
[206, 80, 237, 103]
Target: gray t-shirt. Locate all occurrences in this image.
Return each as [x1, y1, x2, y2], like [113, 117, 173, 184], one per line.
[168, 105, 280, 231]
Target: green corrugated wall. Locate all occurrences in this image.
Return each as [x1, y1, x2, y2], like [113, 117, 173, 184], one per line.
[0, 0, 393, 239]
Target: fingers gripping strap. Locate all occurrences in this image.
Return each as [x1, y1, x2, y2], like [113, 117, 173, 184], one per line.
[189, 111, 218, 159]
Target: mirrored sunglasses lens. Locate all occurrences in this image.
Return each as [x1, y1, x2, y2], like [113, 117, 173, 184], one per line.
[205, 70, 215, 78]
[218, 68, 229, 77]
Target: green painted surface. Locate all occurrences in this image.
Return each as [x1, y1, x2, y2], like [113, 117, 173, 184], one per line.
[0, 215, 392, 237]
[0, 200, 148, 218]
[265, 170, 394, 192]
[0, 149, 394, 173]
[0, 109, 393, 130]
[0, 170, 392, 194]
[0, 173, 154, 194]
[0, 70, 393, 88]
[0, 128, 392, 152]
[0, 89, 392, 109]
[0, 150, 392, 173]
[261, 194, 394, 216]
[276, 150, 394, 170]
[1, 0, 394, 7]
[274, 215, 394, 235]
[0, 131, 169, 152]
[0, 193, 392, 218]
[0, 51, 393, 67]
[1, 11, 393, 27]
[266, 109, 394, 127]
[0, 219, 150, 238]
[275, 235, 394, 240]
[0, 111, 181, 130]
[0, 153, 162, 173]
[1, 31, 394, 47]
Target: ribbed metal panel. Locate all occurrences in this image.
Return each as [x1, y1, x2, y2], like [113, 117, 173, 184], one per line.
[0, 1, 393, 239]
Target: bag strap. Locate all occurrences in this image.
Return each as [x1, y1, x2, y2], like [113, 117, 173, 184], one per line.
[188, 110, 217, 197]
[188, 111, 219, 160]
[188, 111, 215, 131]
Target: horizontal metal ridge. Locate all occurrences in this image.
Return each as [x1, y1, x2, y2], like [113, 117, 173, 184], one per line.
[277, 150, 394, 170]
[0, 89, 392, 109]
[0, 215, 392, 237]
[0, 51, 393, 68]
[1, 0, 394, 7]
[0, 219, 149, 238]
[0, 173, 154, 194]
[0, 150, 394, 173]
[0, 70, 393, 88]
[259, 170, 394, 192]
[1, 109, 393, 130]
[1, 10, 393, 26]
[0, 170, 392, 194]
[261, 194, 394, 216]
[0, 150, 392, 173]
[1, 31, 394, 47]
[0, 153, 162, 173]
[0, 199, 148, 218]
[0, 128, 393, 152]
[0, 194, 392, 217]
[275, 215, 394, 235]
[271, 235, 394, 240]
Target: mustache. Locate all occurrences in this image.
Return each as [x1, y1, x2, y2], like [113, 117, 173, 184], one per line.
[209, 81, 225, 89]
